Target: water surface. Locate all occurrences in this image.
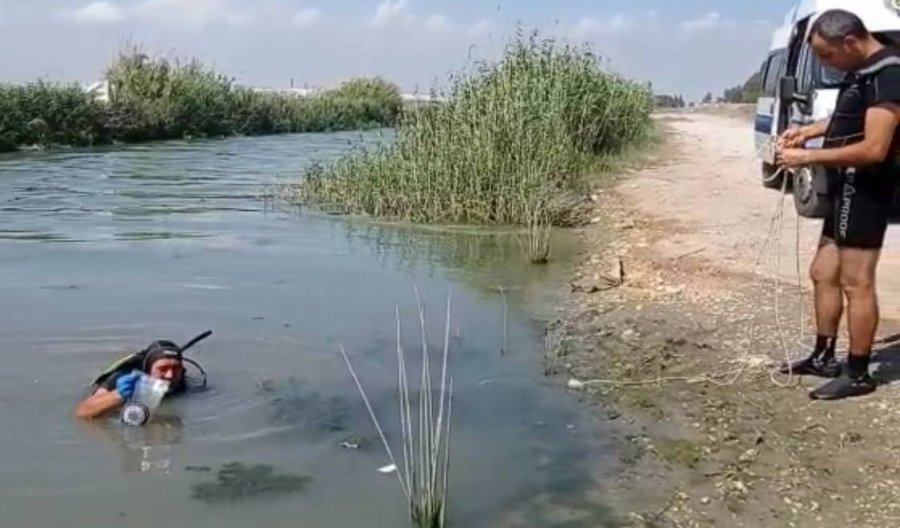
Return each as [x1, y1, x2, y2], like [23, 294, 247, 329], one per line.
[0, 132, 619, 527]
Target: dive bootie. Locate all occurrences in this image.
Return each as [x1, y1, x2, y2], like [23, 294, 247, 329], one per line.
[809, 371, 877, 401]
[779, 352, 841, 378]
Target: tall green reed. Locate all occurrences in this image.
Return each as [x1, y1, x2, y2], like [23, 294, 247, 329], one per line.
[291, 31, 654, 232]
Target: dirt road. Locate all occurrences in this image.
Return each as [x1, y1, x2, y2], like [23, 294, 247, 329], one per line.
[626, 111, 900, 321]
[555, 110, 900, 527]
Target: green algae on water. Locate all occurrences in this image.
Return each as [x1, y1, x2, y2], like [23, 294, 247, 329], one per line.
[190, 462, 311, 504]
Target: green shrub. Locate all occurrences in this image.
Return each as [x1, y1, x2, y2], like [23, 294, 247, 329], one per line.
[0, 47, 404, 151]
[0, 82, 108, 151]
[291, 31, 654, 227]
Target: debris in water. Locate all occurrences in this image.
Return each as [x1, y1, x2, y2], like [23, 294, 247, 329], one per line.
[378, 464, 397, 474]
[256, 378, 276, 392]
[190, 462, 311, 504]
[567, 378, 585, 390]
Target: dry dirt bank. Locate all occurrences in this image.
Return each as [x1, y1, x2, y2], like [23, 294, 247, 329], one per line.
[553, 111, 900, 527]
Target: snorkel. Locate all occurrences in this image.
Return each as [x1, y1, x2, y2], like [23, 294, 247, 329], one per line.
[119, 330, 213, 427]
[173, 329, 212, 388]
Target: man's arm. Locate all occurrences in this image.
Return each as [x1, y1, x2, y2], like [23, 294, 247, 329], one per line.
[799, 119, 830, 141]
[74, 372, 140, 420]
[806, 104, 900, 167]
[74, 387, 125, 420]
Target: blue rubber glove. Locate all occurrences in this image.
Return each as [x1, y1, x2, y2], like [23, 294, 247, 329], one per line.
[115, 372, 142, 400]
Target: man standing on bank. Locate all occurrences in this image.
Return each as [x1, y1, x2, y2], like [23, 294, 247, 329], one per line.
[777, 9, 900, 400]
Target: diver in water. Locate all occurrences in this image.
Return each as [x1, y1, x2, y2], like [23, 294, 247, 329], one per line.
[74, 331, 211, 420]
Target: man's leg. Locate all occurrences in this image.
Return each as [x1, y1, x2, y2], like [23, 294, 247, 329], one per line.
[840, 247, 881, 359]
[809, 247, 881, 400]
[780, 237, 842, 377]
[812, 238, 844, 339]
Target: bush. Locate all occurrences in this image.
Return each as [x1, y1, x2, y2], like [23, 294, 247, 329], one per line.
[0, 48, 405, 151]
[0, 82, 108, 151]
[291, 31, 654, 228]
[321, 77, 403, 126]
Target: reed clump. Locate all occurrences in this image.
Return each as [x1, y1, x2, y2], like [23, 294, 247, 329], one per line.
[340, 291, 455, 528]
[0, 47, 403, 152]
[290, 31, 654, 232]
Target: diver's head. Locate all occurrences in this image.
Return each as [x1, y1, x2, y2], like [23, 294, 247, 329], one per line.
[142, 341, 186, 390]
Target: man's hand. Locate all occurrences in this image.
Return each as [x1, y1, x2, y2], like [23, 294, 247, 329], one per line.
[776, 147, 812, 168]
[115, 372, 141, 400]
[779, 119, 829, 149]
[778, 126, 807, 149]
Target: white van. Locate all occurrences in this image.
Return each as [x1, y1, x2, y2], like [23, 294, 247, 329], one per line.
[754, 0, 900, 218]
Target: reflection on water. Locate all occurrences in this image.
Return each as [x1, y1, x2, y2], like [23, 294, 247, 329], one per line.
[0, 132, 619, 528]
[341, 220, 581, 324]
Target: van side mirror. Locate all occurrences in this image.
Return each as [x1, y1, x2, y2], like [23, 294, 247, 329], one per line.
[779, 75, 811, 110]
[778, 76, 796, 100]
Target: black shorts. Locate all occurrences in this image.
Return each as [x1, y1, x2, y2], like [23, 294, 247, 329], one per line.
[822, 168, 895, 249]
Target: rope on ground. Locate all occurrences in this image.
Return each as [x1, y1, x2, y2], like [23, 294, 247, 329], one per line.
[565, 132, 825, 391]
[767, 169, 798, 388]
[702, 143, 812, 387]
[570, 163, 812, 390]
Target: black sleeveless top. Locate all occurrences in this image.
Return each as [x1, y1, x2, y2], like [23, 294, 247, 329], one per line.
[823, 48, 900, 170]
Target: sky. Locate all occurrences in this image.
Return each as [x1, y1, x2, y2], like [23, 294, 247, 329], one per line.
[0, 0, 797, 101]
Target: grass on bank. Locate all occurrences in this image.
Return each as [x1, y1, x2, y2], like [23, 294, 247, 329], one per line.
[288, 31, 655, 260]
[0, 47, 403, 152]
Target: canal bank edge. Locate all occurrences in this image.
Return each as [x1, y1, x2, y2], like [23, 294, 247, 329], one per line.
[549, 111, 900, 528]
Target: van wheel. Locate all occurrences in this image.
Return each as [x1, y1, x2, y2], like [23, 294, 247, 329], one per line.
[792, 166, 829, 219]
[761, 162, 787, 190]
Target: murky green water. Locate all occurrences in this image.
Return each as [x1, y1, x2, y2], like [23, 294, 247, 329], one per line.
[0, 132, 619, 527]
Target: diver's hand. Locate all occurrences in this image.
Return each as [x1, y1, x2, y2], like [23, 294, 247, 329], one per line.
[115, 372, 141, 400]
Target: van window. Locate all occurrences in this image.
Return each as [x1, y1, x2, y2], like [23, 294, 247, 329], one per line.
[762, 50, 787, 96]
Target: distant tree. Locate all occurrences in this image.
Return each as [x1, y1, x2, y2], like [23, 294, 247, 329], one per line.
[654, 93, 686, 108]
[721, 71, 763, 103]
[702, 92, 713, 104]
[722, 85, 742, 103]
[740, 70, 763, 101]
